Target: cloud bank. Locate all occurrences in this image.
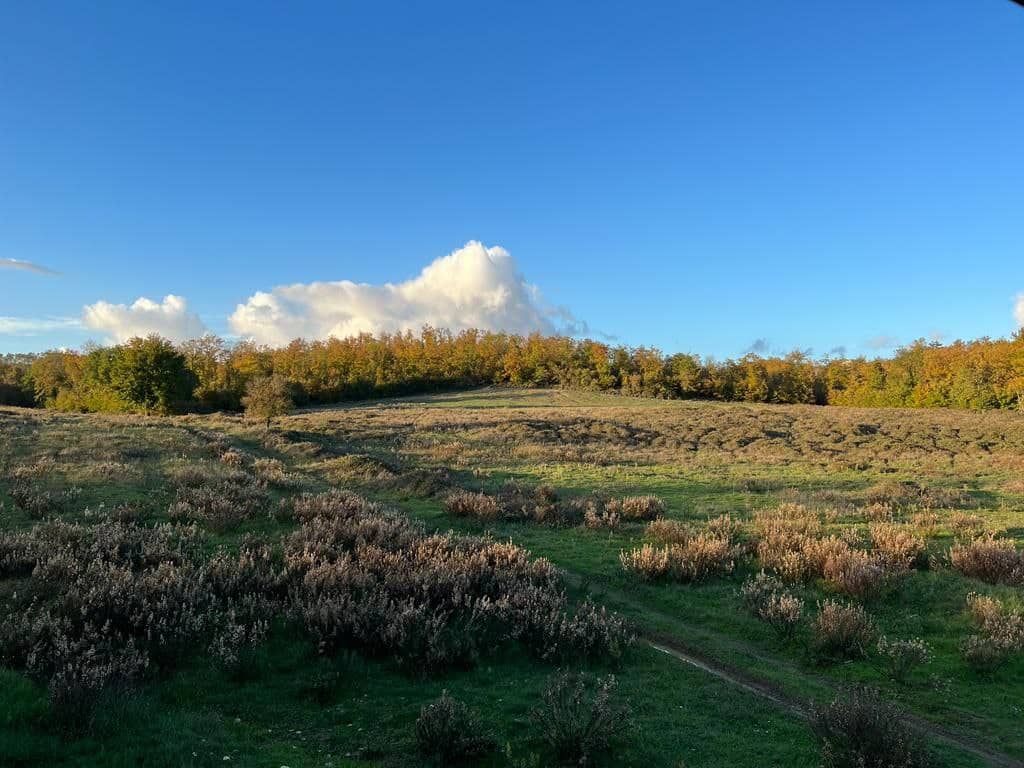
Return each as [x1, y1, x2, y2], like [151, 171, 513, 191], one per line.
[0, 258, 59, 275]
[0, 316, 81, 336]
[1016, 294, 1024, 329]
[82, 295, 208, 343]
[229, 241, 577, 346]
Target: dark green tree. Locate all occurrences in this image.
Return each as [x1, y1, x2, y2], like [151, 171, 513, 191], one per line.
[106, 336, 197, 414]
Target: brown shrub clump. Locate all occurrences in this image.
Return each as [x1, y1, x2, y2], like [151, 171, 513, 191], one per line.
[0, 520, 282, 730]
[286, 491, 632, 671]
[443, 490, 502, 521]
[167, 468, 268, 532]
[948, 536, 1024, 586]
[646, 518, 691, 545]
[869, 523, 927, 570]
[961, 593, 1024, 673]
[604, 495, 666, 521]
[811, 600, 876, 659]
[620, 533, 735, 584]
[740, 572, 803, 640]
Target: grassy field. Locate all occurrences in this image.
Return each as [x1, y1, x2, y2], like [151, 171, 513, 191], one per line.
[2, 388, 1024, 767]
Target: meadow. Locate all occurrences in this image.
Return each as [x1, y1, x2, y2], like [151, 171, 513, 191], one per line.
[2, 387, 1024, 767]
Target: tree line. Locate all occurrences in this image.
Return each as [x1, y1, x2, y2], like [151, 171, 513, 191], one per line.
[2, 327, 1024, 414]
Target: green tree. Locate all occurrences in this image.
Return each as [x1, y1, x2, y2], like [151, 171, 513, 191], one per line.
[242, 374, 294, 429]
[106, 336, 197, 414]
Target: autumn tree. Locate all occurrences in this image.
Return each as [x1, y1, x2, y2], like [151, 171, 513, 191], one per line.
[242, 374, 294, 429]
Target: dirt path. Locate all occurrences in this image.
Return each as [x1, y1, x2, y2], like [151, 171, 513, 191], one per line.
[647, 630, 1022, 768]
[562, 574, 1024, 768]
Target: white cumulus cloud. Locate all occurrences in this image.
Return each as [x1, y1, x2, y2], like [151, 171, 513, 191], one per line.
[229, 241, 579, 346]
[82, 295, 208, 343]
[1015, 294, 1024, 329]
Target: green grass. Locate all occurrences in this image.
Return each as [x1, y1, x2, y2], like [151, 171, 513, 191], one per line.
[2, 390, 1021, 766]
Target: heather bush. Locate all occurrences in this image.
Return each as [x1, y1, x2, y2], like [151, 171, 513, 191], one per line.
[869, 523, 927, 570]
[909, 511, 939, 537]
[605, 495, 665, 521]
[949, 536, 1024, 586]
[167, 470, 268, 532]
[961, 593, 1024, 673]
[415, 691, 495, 764]
[949, 512, 987, 539]
[811, 687, 931, 768]
[620, 534, 735, 583]
[619, 543, 670, 581]
[443, 490, 501, 521]
[0, 518, 283, 724]
[581, 507, 618, 532]
[706, 513, 742, 544]
[740, 572, 803, 640]
[861, 502, 895, 523]
[876, 636, 933, 682]
[646, 518, 691, 544]
[286, 492, 631, 672]
[530, 672, 631, 767]
[251, 457, 299, 488]
[823, 550, 895, 601]
[812, 600, 876, 659]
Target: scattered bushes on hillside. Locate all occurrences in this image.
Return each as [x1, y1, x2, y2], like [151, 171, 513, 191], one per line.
[811, 600, 876, 659]
[443, 484, 668, 530]
[949, 536, 1024, 586]
[415, 691, 495, 765]
[0, 519, 282, 730]
[530, 671, 632, 767]
[811, 687, 931, 768]
[286, 491, 632, 672]
[740, 572, 803, 640]
[168, 469, 268, 532]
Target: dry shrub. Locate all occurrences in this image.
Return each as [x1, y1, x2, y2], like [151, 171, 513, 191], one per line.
[949, 512, 987, 539]
[646, 518, 691, 545]
[948, 536, 1024, 586]
[962, 593, 1024, 673]
[604, 495, 665, 521]
[861, 502, 895, 523]
[583, 503, 620, 531]
[0, 520, 281, 730]
[218, 448, 249, 469]
[864, 481, 921, 508]
[670, 533, 736, 582]
[620, 534, 735, 584]
[443, 490, 501, 521]
[251, 457, 299, 489]
[869, 523, 927, 570]
[876, 636, 933, 682]
[415, 691, 494, 764]
[812, 600, 876, 659]
[823, 551, 894, 601]
[286, 491, 632, 671]
[9, 482, 80, 520]
[530, 671, 632, 767]
[292, 488, 387, 524]
[909, 511, 939, 537]
[811, 687, 931, 768]
[619, 544, 670, 581]
[706, 513, 742, 544]
[168, 470, 268, 532]
[740, 572, 803, 640]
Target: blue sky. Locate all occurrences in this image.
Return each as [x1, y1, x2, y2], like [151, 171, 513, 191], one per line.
[1, 1, 1022, 357]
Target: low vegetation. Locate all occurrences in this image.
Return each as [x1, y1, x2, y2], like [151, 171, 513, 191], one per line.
[1, 387, 1022, 766]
